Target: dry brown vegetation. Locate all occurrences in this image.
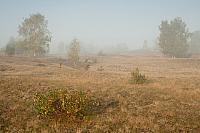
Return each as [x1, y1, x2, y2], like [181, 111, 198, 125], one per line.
[0, 55, 200, 132]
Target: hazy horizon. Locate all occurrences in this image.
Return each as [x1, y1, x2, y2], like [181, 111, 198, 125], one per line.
[0, 0, 200, 51]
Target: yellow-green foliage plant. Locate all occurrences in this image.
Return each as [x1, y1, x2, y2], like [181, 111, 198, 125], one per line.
[34, 89, 100, 124]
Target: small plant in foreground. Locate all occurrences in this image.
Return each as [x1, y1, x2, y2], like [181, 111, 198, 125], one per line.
[129, 68, 147, 84]
[34, 89, 100, 123]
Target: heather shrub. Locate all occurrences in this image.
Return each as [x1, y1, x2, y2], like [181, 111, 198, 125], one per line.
[34, 89, 100, 123]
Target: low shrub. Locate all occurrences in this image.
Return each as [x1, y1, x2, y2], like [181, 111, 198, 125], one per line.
[34, 89, 100, 123]
[129, 68, 147, 84]
[84, 64, 90, 71]
[97, 66, 104, 71]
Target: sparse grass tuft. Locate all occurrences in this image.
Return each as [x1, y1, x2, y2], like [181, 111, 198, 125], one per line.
[129, 68, 147, 84]
[97, 66, 104, 71]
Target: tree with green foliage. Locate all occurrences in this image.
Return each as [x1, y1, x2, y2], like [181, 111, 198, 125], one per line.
[5, 37, 16, 56]
[18, 13, 51, 56]
[190, 31, 200, 54]
[68, 39, 80, 66]
[158, 17, 190, 58]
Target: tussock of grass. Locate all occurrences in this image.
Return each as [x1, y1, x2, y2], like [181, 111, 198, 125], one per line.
[129, 68, 147, 84]
[97, 66, 104, 71]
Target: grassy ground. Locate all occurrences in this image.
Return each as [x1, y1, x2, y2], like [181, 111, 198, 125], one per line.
[0, 55, 200, 132]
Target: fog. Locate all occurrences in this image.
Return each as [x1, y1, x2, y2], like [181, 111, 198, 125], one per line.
[1, 1, 200, 132]
[0, 0, 200, 54]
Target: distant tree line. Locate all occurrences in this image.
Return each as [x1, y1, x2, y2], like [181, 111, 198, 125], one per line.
[2, 13, 81, 65]
[1, 14, 200, 59]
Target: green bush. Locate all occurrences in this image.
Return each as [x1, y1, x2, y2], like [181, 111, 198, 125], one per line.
[34, 89, 100, 123]
[129, 68, 147, 84]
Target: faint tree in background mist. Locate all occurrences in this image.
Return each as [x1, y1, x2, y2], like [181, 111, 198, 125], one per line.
[115, 43, 128, 54]
[68, 38, 80, 66]
[143, 40, 148, 50]
[158, 17, 190, 58]
[190, 31, 200, 54]
[5, 37, 16, 56]
[57, 42, 66, 55]
[18, 13, 51, 56]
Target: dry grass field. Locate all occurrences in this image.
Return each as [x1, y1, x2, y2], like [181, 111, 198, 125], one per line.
[0, 55, 200, 132]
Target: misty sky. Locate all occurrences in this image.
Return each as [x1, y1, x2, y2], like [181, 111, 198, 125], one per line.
[0, 0, 200, 50]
